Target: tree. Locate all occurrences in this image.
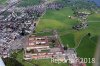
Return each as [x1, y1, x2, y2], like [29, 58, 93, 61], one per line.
[88, 33, 91, 37]
[10, 52, 18, 58]
[64, 46, 68, 50]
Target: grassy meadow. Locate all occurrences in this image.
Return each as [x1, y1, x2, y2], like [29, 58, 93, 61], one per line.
[0, 0, 6, 4]
[18, 0, 40, 7]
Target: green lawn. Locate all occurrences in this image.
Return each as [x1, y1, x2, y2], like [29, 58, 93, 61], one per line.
[18, 0, 40, 7]
[88, 13, 100, 21]
[0, 0, 7, 4]
[60, 33, 75, 48]
[34, 31, 53, 36]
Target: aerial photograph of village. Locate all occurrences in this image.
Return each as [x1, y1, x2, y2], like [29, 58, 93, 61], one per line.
[0, 0, 100, 66]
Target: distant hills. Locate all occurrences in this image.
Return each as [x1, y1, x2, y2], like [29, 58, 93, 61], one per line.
[90, 0, 100, 6]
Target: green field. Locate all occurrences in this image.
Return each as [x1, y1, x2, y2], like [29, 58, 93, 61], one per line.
[18, 0, 40, 7]
[36, 7, 77, 32]
[77, 35, 98, 66]
[0, 0, 6, 4]
[36, 7, 100, 66]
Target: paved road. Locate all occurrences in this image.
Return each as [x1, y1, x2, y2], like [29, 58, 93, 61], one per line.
[94, 37, 100, 66]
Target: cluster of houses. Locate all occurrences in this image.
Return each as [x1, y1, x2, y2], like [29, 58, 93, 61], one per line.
[72, 22, 88, 30]
[24, 35, 86, 66]
[0, 0, 47, 58]
[47, 1, 64, 10]
[72, 12, 91, 30]
[75, 12, 91, 20]
[24, 35, 64, 60]
[0, 0, 68, 58]
[0, 13, 35, 58]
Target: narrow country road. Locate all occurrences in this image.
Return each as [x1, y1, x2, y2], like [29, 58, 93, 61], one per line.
[94, 37, 100, 66]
